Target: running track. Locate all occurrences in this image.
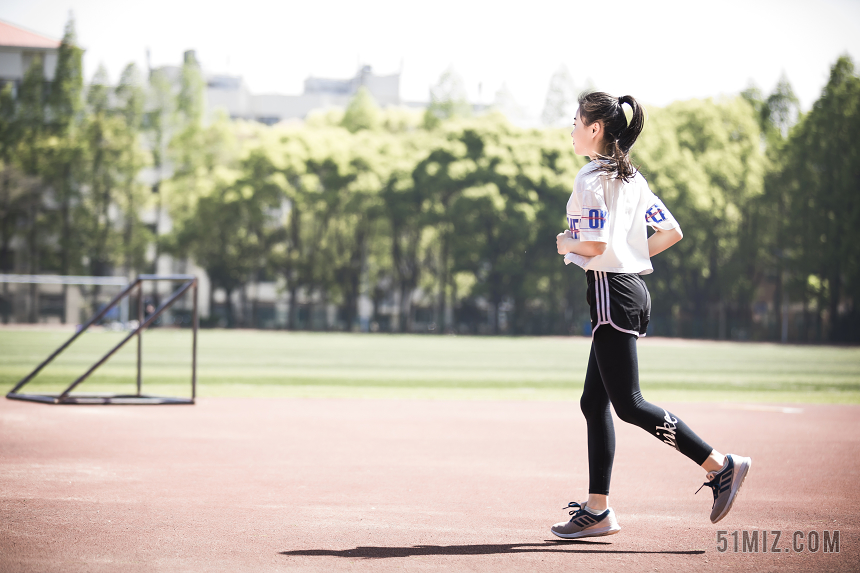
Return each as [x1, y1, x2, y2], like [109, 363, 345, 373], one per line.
[1, 398, 857, 572]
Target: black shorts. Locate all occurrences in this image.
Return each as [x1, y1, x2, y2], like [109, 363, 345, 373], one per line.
[586, 270, 651, 337]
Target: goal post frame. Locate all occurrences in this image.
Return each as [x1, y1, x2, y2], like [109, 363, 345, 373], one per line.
[5, 274, 198, 405]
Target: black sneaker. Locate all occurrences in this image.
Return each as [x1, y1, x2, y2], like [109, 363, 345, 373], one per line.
[550, 501, 621, 539]
[696, 454, 752, 523]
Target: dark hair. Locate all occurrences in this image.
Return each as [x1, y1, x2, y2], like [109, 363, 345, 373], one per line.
[577, 91, 645, 182]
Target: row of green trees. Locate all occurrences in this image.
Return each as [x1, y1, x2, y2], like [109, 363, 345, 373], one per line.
[1, 18, 858, 341]
[0, 20, 210, 321]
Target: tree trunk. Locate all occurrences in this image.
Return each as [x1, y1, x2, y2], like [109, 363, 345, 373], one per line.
[371, 284, 383, 329]
[775, 194, 786, 342]
[322, 290, 330, 331]
[288, 284, 297, 330]
[225, 287, 234, 327]
[240, 285, 249, 328]
[343, 226, 365, 331]
[801, 295, 810, 343]
[250, 284, 257, 329]
[209, 284, 216, 326]
[124, 188, 134, 278]
[27, 199, 38, 323]
[828, 262, 841, 342]
[60, 164, 72, 323]
[151, 189, 163, 310]
[437, 232, 449, 334]
[1, 172, 15, 323]
[398, 283, 410, 333]
[451, 279, 459, 333]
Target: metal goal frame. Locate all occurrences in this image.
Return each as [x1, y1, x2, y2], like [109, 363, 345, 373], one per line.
[5, 274, 197, 405]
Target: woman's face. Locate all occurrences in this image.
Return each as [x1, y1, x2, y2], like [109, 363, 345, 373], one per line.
[571, 107, 600, 158]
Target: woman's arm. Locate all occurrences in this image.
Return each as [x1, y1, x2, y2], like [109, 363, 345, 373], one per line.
[557, 231, 607, 257]
[648, 226, 683, 257]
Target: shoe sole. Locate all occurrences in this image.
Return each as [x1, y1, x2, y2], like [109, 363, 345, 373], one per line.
[551, 524, 621, 540]
[712, 457, 752, 524]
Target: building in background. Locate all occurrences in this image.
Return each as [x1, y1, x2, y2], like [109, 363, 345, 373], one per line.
[0, 19, 61, 96]
[155, 54, 407, 125]
[207, 64, 404, 124]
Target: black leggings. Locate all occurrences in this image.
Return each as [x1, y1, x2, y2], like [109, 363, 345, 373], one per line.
[581, 325, 713, 495]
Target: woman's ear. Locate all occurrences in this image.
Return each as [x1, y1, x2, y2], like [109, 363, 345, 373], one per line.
[590, 121, 602, 141]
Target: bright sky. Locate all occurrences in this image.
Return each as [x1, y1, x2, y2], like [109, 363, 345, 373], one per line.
[2, 0, 858, 119]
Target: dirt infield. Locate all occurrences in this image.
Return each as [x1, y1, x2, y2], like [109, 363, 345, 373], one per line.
[1, 397, 857, 572]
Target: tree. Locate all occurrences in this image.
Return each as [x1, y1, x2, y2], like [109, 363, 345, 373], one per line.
[0, 80, 37, 320]
[82, 65, 124, 290]
[298, 135, 360, 329]
[764, 74, 801, 139]
[423, 68, 471, 129]
[17, 58, 51, 321]
[170, 176, 268, 327]
[743, 75, 802, 340]
[114, 63, 150, 277]
[328, 132, 394, 330]
[47, 16, 83, 134]
[446, 120, 563, 334]
[234, 126, 365, 330]
[168, 50, 210, 221]
[341, 87, 381, 133]
[177, 51, 205, 127]
[144, 67, 175, 275]
[410, 115, 583, 334]
[381, 134, 432, 332]
[777, 56, 860, 341]
[45, 15, 85, 310]
[164, 51, 240, 315]
[742, 73, 800, 141]
[0, 83, 21, 277]
[634, 96, 766, 338]
[411, 133, 469, 332]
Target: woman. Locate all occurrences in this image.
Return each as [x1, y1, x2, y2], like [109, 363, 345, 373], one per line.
[552, 91, 751, 540]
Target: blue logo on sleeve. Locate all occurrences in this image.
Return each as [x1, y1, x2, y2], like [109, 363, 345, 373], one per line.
[585, 208, 607, 229]
[567, 216, 580, 239]
[646, 204, 666, 224]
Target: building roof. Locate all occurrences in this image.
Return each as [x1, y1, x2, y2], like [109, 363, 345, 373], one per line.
[0, 20, 61, 49]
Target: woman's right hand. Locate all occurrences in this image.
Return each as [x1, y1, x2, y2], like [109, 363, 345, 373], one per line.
[558, 232, 608, 257]
[556, 230, 574, 255]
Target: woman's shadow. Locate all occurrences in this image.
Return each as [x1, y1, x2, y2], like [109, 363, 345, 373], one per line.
[280, 540, 705, 559]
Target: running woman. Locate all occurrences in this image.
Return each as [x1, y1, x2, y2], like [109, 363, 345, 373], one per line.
[551, 91, 751, 540]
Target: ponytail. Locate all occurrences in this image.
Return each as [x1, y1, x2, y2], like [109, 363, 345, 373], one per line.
[577, 91, 645, 182]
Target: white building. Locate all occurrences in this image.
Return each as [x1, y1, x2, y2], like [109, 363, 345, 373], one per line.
[152, 51, 408, 125]
[205, 64, 403, 124]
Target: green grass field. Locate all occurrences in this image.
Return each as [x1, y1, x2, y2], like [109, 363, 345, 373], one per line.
[1, 328, 859, 403]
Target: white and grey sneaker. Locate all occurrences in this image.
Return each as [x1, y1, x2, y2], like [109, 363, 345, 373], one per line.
[696, 453, 752, 523]
[550, 501, 621, 539]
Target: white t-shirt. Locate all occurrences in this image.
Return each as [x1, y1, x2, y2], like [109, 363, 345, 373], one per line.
[564, 161, 679, 275]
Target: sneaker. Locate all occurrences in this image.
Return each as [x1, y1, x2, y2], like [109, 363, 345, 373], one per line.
[696, 453, 752, 523]
[550, 501, 621, 539]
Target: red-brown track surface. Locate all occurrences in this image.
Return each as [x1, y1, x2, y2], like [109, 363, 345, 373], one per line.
[1, 397, 857, 572]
